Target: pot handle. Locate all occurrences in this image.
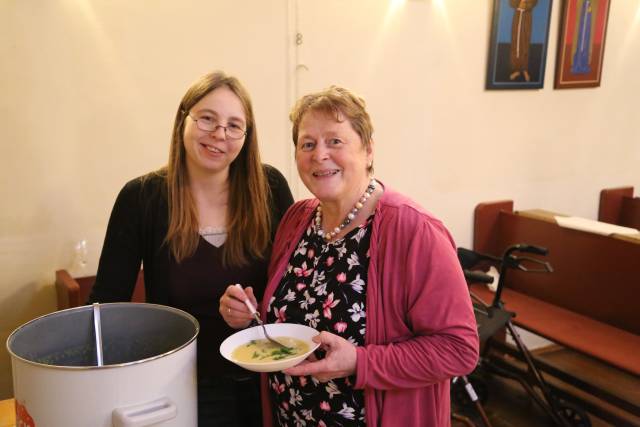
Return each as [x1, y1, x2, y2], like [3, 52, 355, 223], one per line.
[112, 397, 177, 427]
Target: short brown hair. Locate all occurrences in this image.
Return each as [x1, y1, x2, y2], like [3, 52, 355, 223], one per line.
[289, 86, 374, 172]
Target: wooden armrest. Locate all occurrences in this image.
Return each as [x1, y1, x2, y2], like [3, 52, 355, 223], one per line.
[56, 269, 145, 309]
[55, 269, 80, 310]
[55, 269, 96, 310]
[473, 200, 514, 255]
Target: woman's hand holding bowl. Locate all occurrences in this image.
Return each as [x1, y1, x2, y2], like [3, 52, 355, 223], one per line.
[283, 331, 357, 382]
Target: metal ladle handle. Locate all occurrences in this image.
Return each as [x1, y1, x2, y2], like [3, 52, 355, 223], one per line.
[92, 303, 104, 366]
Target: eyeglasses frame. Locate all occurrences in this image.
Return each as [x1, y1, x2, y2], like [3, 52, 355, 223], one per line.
[185, 112, 247, 140]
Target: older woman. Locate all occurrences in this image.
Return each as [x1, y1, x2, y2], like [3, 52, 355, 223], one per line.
[222, 86, 478, 426]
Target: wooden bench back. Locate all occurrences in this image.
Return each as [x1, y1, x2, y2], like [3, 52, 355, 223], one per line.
[599, 186, 640, 229]
[474, 201, 640, 335]
[55, 269, 145, 310]
[619, 197, 640, 229]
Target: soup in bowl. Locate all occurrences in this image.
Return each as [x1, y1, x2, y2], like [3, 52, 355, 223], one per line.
[220, 323, 319, 372]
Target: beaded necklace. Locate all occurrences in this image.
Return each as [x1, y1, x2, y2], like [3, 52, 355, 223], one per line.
[314, 178, 377, 241]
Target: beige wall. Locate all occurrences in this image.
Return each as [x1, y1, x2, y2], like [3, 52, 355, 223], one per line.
[1, 0, 638, 398]
[293, 0, 640, 231]
[0, 0, 293, 398]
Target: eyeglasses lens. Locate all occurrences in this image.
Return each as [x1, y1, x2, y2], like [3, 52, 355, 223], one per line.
[189, 114, 245, 139]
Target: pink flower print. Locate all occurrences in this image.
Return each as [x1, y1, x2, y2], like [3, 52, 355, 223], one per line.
[326, 256, 334, 266]
[336, 272, 347, 283]
[273, 305, 287, 323]
[281, 401, 289, 411]
[299, 376, 307, 387]
[271, 377, 285, 394]
[318, 421, 327, 427]
[296, 282, 306, 291]
[322, 292, 340, 319]
[320, 401, 331, 412]
[333, 321, 347, 333]
[293, 262, 313, 277]
[307, 248, 315, 259]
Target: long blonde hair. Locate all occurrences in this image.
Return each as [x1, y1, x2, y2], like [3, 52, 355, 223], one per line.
[165, 71, 271, 267]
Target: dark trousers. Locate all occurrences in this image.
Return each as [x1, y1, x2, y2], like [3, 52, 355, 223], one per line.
[198, 374, 262, 427]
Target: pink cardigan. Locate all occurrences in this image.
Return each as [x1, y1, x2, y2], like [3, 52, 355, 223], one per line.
[260, 185, 479, 427]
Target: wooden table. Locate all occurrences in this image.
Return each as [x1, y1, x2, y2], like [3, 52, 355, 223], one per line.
[0, 398, 14, 427]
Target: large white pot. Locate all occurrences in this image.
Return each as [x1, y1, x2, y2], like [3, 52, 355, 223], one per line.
[7, 303, 199, 427]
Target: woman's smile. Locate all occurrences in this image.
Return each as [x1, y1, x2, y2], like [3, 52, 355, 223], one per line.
[199, 142, 225, 156]
[312, 169, 340, 178]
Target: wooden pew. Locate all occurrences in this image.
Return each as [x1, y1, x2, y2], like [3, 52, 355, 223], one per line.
[599, 186, 640, 230]
[471, 200, 640, 425]
[55, 269, 145, 310]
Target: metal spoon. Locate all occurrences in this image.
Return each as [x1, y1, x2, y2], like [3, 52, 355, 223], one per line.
[92, 303, 104, 366]
[234, 284, 290, 350]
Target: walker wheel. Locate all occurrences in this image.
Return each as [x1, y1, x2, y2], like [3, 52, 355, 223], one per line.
[557, 401, 591, 427]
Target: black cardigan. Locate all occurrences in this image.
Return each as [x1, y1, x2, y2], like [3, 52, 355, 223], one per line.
[89, 165, 294, 304]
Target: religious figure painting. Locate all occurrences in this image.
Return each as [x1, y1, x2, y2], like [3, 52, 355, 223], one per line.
[486, 0, 553, 89]
[554, 0, 611, 89]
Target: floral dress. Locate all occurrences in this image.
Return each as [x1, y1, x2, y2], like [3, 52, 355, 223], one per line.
[267, 214, 374, 426]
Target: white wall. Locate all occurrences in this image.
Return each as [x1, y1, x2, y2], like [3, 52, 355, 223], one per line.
[0, 0, 292, 398]
[293, 0, 640, 239]
[1, 0, 638, 398]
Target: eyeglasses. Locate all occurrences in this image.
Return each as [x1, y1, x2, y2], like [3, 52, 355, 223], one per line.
[187, 113, 247, 140]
